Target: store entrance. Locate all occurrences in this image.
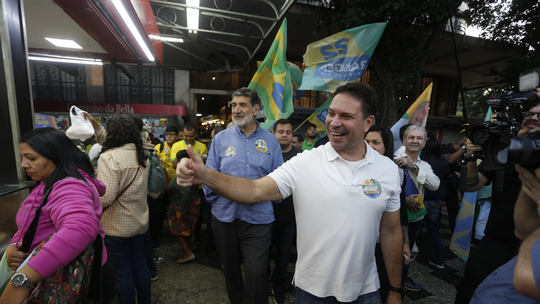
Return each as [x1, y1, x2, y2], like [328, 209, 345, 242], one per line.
[194, 94, 230, 144]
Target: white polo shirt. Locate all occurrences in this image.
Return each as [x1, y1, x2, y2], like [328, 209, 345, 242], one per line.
[269, 142, 401, 302]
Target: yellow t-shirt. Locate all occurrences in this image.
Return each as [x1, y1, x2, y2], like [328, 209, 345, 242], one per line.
[171, 140, 208, 161]
[155, 142, 176, 180]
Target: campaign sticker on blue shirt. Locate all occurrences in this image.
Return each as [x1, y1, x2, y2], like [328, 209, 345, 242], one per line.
[255, 140, 268, 153]
[363, 178, 381, 198]
[225, 146, 236, 158]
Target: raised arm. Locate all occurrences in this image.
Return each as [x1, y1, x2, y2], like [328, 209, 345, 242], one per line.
[177, 145, 283, 204]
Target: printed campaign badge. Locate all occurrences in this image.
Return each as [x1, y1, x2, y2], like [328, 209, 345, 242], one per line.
[255, 140, 268, 153]
[362, 178, 381, 198]
[226, 146, 236, 158]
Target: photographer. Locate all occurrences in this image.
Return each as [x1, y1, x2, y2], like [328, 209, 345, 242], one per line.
[468, 165, 540, 303]
[454, 91, 540, 304]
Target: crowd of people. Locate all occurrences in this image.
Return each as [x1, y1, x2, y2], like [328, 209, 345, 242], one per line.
[2, 84, 540, 304]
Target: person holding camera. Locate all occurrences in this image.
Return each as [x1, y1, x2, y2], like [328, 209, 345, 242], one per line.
[454, 92, 540, 304]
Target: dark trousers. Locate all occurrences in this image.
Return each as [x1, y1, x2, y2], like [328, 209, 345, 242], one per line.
[212, 215, 272, 304]
[104, 234, 151, 304]
[195, 189, 207, 241]
[270, 220, 296, 288]
[445, 187, 460, 232]
[151, 193, 169, 246]
[402, 220, 422, 280]
[454, 235, 519, 304]
[374, 243, 389, 303]
[204, 194, 215, 246]
[295, 287, 381, 304]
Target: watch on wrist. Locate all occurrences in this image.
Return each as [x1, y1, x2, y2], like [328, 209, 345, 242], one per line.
[389, 285, 405, 295]
[461, 145, 467, 150]
[11, 273, 37, 288]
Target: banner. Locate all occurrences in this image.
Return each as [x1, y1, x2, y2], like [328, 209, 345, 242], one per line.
[299, 22, 387, 93]
[450, 191, 477, 261]
[248, 19, 293, 130]
[390, 83, 433, 152]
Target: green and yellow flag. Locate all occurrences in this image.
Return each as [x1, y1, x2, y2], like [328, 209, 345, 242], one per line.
[248, 19, 293, 130]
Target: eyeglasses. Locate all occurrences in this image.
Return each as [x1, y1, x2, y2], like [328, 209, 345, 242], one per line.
[523, 111, 540, 120]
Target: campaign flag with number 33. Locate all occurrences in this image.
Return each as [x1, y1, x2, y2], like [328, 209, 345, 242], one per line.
[299, 22, 387, 93]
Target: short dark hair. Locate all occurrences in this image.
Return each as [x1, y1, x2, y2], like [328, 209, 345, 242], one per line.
[273, 119, 293, 133]
[165, 126, 179, 134]
[399, 124, 413, 141]
[306, 123, 317, 130]
[333, 82, 377, 119]
[20, 128, 95, 191]
[422, 137, 442, 159]
[365, 125, 394, 159]
[293, 134, 303, 142]
[232, 87, 261, 108]
[184, 123, 195, 132]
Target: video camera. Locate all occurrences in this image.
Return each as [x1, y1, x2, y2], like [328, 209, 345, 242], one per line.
[466, 68, 540, 170]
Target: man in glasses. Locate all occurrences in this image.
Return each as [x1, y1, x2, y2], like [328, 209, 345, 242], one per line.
[455, 94, 540, 303]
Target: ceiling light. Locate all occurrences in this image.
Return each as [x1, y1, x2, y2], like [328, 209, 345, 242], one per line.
[196, 113, 202, 117]
[186, 0, 199, 33]
[44, 38, 82, 49]
[201, 97, 205, 100]
[149, 35, 184, 43]
[28, 55, 103, 65]
[111, 0, 155, 62]
[212, 77, 215, 80]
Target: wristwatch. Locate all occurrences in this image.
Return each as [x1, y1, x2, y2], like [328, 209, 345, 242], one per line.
[11, 273, 37, 288]
[389, 285, 405, 295]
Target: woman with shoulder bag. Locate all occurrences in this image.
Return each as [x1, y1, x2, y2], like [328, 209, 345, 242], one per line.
[0, 127, 113, 304]
[97, 114, 151, 304]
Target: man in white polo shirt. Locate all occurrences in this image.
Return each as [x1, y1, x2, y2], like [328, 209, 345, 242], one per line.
[177, 83, 404, 304]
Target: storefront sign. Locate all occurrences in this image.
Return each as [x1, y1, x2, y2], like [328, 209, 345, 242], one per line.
[33, 101, 187, 116]
[34, 113, 59, 129]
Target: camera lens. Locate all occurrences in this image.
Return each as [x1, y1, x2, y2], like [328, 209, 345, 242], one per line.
[484, 132, 540, 169]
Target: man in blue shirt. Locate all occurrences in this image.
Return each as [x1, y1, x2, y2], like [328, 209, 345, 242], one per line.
[204, 87, 283, 304]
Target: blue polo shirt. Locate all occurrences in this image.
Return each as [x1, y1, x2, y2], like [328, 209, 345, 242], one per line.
[470, 236, 540, 304]
[204, 122, 283, 224]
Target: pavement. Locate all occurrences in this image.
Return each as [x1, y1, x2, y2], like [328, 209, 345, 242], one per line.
[107, 206, 467, 303]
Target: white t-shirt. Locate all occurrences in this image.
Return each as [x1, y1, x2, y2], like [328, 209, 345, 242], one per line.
[268, 142, 401, 302]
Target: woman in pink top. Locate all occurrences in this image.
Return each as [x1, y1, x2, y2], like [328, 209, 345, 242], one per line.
[0, 127, 113, 303]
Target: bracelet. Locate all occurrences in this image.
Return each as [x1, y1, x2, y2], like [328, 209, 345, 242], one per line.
[389, 285, 405, 295]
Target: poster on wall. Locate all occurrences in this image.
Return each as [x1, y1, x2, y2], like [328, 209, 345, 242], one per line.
[34, 113, 59, 129]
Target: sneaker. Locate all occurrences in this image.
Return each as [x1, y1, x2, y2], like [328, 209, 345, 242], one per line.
[412, 243, 419, 253]
[153, 256, 165, 264]
[272, 286, 285, 304]
[151, 274, 159, 281]
[429, 259, 445, 270]
[403, 277, 422, 292]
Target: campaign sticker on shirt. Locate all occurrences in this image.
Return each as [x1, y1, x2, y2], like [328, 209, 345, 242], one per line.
[225, 146, 236, 158]
[255, 140, 268, 153]
[165, 146, 170, 158]
[363, 178, 381, 198]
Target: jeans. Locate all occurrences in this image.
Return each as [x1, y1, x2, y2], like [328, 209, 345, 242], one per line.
[295, 287, 381, 304]
[424, 200, 444, 263]
[143, 227, 157, 276]
[105, 234, 151, 304]
[270, 221, 296, 288]
[402, 220, 422, 281]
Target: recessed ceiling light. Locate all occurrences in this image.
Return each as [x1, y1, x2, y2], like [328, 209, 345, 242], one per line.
[44, 38, 82, 49]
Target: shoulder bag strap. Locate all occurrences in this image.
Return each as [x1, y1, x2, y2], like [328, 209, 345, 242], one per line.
[20, 176, 91, 253]
[103, 166, 140, 212]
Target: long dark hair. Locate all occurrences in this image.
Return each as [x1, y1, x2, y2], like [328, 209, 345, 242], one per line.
[365, 125, 394, 159]
[20, 128, 95, 191]
[422, 137, 443, 160]
[100, 113, 147, 167]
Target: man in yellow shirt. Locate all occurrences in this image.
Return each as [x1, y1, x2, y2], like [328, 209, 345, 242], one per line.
[171, 123, 208, 167]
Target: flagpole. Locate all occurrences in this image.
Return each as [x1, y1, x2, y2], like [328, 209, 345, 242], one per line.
[293, 119, 309, 133]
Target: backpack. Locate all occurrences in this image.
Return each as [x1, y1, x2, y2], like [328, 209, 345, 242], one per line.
[145, 150, 166, 194]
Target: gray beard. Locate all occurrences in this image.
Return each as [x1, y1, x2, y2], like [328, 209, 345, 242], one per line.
[234, 114, 253, 129]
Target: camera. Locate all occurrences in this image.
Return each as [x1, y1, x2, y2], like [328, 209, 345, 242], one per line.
[467, 68, 540, 170]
